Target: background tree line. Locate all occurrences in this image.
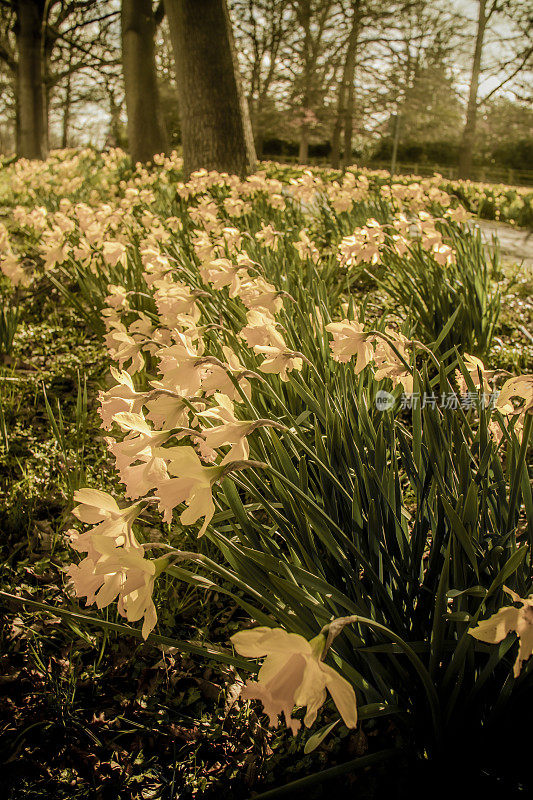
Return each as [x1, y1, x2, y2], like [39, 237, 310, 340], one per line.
[0, 0, 531, 178]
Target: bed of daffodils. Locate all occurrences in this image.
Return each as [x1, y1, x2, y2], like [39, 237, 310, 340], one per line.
[443, 176, 533, 229]
[1, 148, 532, 784]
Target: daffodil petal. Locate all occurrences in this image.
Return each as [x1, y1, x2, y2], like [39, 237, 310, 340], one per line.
[320, 662, 358, 729]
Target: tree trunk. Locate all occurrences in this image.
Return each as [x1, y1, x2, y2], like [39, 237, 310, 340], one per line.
[106, 83, 124, 148]
[61, 69, 71, 149]
[297, 1, 312, 165]
[16, 0, 47, 160]
[15, 90, 21, 155]
[298, 124, 309, 163]
[343, 72, 355, 167]
[331, 107, 343, 170]
[164, 0, 256, 178]
[255, 127, 264, 160]
[331, 0, 360, 169]
[121, 0, 167, 164]
[458, 0, 487, 179]
[60, 45, 73, 149]
[44, 80, 51, 152]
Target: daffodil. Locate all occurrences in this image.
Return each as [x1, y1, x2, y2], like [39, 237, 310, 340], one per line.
[98, 368, 146, 430]
[200, 257, 248, 297]
[328, 185, 353, 214]
[0, 222, 10, 251]
[41, 226, 69, 269]
[455, 353, 494, 397]
[373, 329, 413, 392]
[239, 309, 279, 348]
[155, 335, 205, 397]
[153, 280, 201, 324]
[140, 245, 171, 284]
[198, 393, 256, 464]
[200, 347, 251, 400]
[294, 230, 320, 264]
[255, 223, 282, 251]
[102, 240, 127, 267]
[222, 226, 243, 252]
[67, 532, 164, 639]
[432, 242, 455, 267]
[104, 321, 145, 374]
[231, 627, 358, 735]
[496, 374, 533, 416]
[0, 252, 29, 286]
[155, 445, 224, 532]
[326, 319, 373, 372]
[254, 329, 303, 381]
[145, 385, 192, 430]
[469, 586, 533, 677]
[337, 224, 383, 268]
[71, 488, 142, 544]
[191, 230, 218, 262]
[224, 196, 251, 217]
[239, 276, 284, 315]
[109, 412, 171, 473]
[105, 284, 130, 310]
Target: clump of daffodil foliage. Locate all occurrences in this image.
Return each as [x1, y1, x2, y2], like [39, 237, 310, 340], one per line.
[1, 150, 532, 791]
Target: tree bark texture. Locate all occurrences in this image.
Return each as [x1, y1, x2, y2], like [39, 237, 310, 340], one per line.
[16, 0, 47, 160]
[331, 0, 360, 169]
[342, 70, 356, 167]
[164, 0, 256, 178]
[61, 68, 71, 149]
[458, 0, 487, 179]
[121, 0, 168, 164]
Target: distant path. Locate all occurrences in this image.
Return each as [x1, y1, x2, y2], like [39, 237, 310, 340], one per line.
[471, 220, 533, 268]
